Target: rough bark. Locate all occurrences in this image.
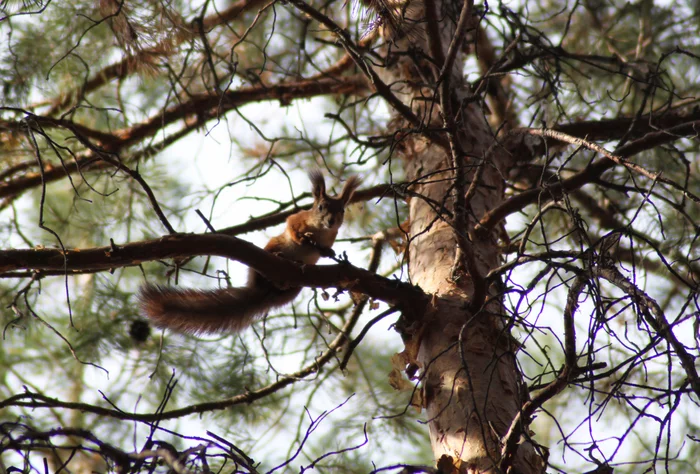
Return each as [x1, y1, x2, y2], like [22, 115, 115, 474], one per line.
[374, 1, 547, 471]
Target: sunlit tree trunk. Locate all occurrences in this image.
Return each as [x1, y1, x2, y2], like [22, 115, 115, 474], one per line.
[375, 1, 546, 471]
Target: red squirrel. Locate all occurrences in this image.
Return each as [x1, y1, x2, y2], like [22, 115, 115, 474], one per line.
[139, 171, 361, 335]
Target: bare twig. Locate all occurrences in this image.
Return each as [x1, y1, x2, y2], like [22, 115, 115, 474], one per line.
[500, 274, 587, 472]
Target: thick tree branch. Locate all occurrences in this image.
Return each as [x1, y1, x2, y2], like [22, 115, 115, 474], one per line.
[478, 119, 700, 232]
[554, 107, 700, 143]
[0, 233, 426, 312]
[525, 128, 699, 202]
[110, 75, 367, 151]
[0, 75, 368, 202]
[503, 108, 700, 165]
[4, 76, 367, 153]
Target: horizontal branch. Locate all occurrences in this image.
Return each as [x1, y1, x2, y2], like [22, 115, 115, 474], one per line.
[503, 108, 700, 167]
[553, 106, 700, 144]
[111, 75, 368, 151]
[0, 75, 368, 201]
[0, 233, 426, 312]
[526, 128, 699, 202]
[5, 75, 369, 154]
[479, 119, 700, 231]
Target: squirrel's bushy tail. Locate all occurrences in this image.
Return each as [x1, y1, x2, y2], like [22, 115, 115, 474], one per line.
[139, 284, 300, 335]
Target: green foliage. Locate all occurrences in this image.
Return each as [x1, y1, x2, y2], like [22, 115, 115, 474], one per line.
[1, 0, 699, 472]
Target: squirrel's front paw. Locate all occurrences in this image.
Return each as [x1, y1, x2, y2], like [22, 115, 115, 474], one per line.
[319, 246, 336, 258]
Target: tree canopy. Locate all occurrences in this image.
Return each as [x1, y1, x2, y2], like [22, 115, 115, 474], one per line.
[1, 0, 699, 473]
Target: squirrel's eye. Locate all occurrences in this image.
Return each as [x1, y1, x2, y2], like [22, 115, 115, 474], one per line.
[318, 204, 324, 211]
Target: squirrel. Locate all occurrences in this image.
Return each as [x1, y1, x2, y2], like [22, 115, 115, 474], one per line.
[139, 171, 361, 335]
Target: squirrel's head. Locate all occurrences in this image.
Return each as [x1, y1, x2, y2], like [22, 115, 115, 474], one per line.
[309, 170, 361, 229]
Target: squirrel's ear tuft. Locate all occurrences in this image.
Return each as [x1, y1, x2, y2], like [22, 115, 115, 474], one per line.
[309, 170, 326, 198]
[340, 175, 361, 205]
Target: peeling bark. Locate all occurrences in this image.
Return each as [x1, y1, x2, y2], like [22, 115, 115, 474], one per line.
[372, 0, 547, 471]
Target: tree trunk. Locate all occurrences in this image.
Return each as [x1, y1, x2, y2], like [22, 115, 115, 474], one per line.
[375, 1, 546, 471]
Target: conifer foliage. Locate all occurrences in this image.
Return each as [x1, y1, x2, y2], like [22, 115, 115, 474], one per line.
[1, 0, 699, 472]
